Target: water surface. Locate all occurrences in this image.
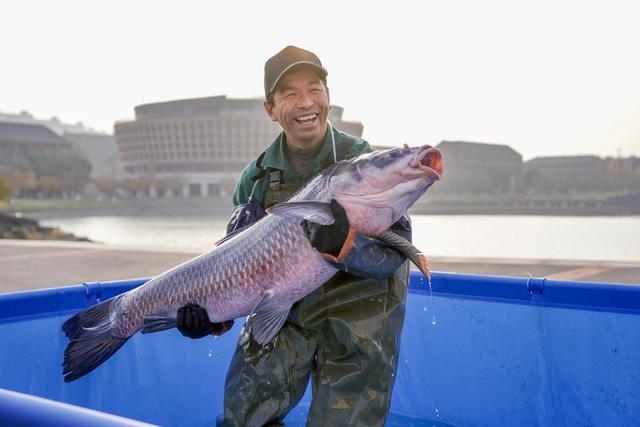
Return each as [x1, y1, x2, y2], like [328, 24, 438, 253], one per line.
[41, 214, 640, 262]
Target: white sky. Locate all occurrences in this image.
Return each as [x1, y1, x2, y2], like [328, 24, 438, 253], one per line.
[2, 0, 639, 160]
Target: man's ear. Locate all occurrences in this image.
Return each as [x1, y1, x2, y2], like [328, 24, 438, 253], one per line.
[263, 100, 278, 122]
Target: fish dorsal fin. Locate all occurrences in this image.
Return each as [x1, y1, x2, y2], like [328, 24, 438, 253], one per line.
[246, 289, 292, 344]
[266, 201, 335, 225]
[378, 230, 431, 281]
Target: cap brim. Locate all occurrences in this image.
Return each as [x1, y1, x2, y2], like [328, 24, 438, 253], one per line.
[268, 61, 328, 95]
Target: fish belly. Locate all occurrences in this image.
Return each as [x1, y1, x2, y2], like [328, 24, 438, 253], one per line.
[113, 214, 337, 336]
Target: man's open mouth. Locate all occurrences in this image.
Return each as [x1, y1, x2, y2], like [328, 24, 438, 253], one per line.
[294, 113, 318, 124]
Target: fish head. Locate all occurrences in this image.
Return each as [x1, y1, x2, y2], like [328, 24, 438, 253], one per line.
[328, 145, 443, 235]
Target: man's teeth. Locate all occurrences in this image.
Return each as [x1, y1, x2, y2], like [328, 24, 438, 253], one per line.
[295, 114, 317, 122]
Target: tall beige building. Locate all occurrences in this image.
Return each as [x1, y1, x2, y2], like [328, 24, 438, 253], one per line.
[114, 95, 363, 197]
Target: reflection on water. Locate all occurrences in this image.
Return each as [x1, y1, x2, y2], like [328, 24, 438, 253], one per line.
[42, 215, 230, 251]
[41, 214, 640, 262]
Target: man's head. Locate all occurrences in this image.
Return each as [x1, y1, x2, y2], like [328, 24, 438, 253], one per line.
[263, 46, 331, 150]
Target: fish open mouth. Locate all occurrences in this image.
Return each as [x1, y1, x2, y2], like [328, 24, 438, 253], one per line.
[407, 146, 443, 179]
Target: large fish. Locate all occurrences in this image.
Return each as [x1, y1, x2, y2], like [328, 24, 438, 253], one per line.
[62, 145, 443, 382]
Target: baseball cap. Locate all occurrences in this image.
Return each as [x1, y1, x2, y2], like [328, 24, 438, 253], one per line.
[264, 45, 328, 99]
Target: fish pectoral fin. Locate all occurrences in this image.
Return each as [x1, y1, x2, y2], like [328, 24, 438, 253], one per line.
[266, 201, 335, 225]
[246, 307, 291, 345]
[378, 230, 431, 281]
[141, 315, 177, 334]
[246, 289, 291, 344]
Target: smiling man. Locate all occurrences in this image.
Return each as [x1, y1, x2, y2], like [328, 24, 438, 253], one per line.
[264, 66, 330, 150]
[177, 46, 412, 427]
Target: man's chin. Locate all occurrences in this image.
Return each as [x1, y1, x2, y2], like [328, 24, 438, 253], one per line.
[286, 122, 326, 145]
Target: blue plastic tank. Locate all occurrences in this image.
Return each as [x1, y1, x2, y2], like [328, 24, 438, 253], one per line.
[1, 271, 639, 426]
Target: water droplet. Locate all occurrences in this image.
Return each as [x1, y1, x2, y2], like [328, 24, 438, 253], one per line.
[418, 271, 438, 324]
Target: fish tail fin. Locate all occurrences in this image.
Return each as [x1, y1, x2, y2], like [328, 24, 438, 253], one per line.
[62, 295, 121, 339]
[141, 315, 177, 334]
[61, 296, 129, 383]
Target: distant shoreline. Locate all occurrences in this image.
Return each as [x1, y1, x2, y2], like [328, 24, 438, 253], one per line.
[0, 211, 91, 241]
[410, 204, 640, 217]
[4, 198, 235, 220]
[4, 193, 640, 220]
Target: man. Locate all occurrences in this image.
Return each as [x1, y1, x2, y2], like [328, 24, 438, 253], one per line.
[177, 46, 411, 427]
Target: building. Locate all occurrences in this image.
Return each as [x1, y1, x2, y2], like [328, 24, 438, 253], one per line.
[601, 156, 640, 192]
[524, 155, 604, 192]
[114, 95, 363, 197]
[63, 132, 124, 180]
[0, 110, 99, 135]
[525, 155, 640, 193]
[434, 140, 523, 194]
[0, 110, 122, 181]
[0, 122, 72, 170]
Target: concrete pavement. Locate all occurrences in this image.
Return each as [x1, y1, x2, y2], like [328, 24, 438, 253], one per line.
[1, 239, 639, 294]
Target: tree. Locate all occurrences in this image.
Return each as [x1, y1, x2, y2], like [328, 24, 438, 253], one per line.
[21, 149, 92, 193]
[0, 176, 11, 202]
[95, 178, 118, 195]
[39, 176, 64, 196]
[0, 170, 37, 196]
[155, 178, 184, 197]
[121, 176, 154, 197]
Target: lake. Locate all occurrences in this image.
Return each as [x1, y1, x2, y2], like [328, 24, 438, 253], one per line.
[40, 214, 640, 262]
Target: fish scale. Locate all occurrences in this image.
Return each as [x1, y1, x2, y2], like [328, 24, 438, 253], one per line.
[110, 214, 336, 339]
[61, 144, 443, 382]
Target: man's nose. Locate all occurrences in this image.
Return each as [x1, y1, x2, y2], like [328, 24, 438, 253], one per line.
[297, 92, 314, 109]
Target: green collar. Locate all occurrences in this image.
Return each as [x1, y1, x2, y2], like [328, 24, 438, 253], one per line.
[261, 125, 337, 181]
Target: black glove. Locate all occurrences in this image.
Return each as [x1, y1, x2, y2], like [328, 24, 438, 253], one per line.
[301, 199, 350, 256]
[328, 217, 412, 280]
[176, 303, 234, 339]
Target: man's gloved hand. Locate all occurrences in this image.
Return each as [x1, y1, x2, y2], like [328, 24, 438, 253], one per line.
[301, 199, 350, 256]
[327, 216, 412, 280]
[176, 303, 234, 339]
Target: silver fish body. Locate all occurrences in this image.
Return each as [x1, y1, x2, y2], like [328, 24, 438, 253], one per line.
[111, 213, 337, 338]
[62, 144, 443, 382]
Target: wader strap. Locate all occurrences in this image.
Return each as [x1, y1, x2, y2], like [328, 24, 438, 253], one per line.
[264, 182, 301, 208]
[268, 170, 282, 191]
[247, 150, 285, 200]
[248, 151, 267, 200]
[248, 179, 261, 201]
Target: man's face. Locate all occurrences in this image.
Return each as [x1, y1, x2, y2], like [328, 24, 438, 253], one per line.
[264, 67, 330, 149]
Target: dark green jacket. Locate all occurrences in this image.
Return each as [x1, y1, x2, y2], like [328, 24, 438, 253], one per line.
[230, 124, 410, 281]
[232, 126, 372, 207]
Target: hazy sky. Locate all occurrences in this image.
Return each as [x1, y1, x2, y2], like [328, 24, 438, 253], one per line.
[2, 0, 639, 160]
